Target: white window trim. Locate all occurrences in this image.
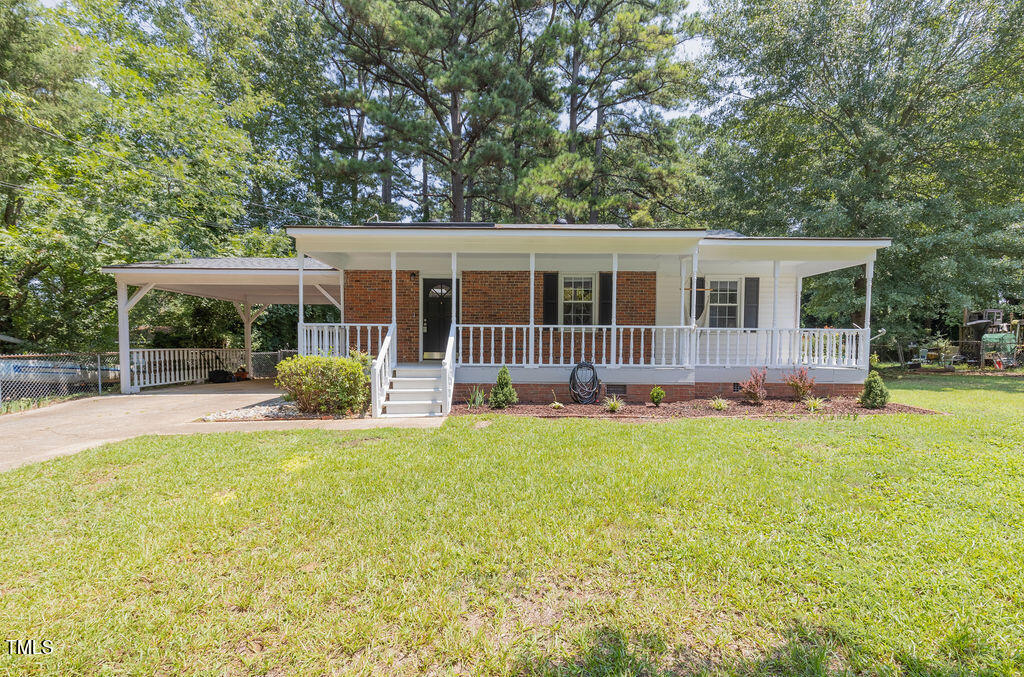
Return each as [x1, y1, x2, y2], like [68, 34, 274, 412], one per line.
[558, 273, 599, 326]
[700, 277, 744, 329]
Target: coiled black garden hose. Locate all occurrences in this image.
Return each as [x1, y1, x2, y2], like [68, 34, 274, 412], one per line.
[568, 361, 601, 404]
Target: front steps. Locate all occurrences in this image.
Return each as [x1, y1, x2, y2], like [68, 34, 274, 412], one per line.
[381, 364, 446, 418]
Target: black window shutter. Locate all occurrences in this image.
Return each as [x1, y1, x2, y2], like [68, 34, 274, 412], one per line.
[743, 277, 760, 328]
[695, 276, 706, 322]
[598, 272, 613, 325]
[542, 273, 558, 324]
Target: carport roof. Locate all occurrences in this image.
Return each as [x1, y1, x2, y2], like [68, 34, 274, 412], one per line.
[101, 257, 340, 305]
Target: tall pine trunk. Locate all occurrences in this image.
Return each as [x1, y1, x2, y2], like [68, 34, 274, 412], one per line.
[449, 94, 465, 221]
[589, 103, 606, 224]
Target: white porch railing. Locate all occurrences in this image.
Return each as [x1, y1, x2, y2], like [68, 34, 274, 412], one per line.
[454, 325, 868, 368]
[300, 322, 390, 357]
[693, 328, 867, 367]
[370, 322, 397, 417]
[129, 348, 245, 389]
[441, 322, 457, 414]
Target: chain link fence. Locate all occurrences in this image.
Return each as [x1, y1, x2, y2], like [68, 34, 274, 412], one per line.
[1, 350, 298, 413]
[0, 353, 120, 413]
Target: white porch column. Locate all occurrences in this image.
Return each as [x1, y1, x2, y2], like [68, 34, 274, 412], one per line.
[117, 280, 131, 394]
[297, 250, 305, 354]
[690, 249, 699, 365]
[451, 251, 457, 327]
[390, 252, 397, 326]
[795, 276, 803, 327]
[771, 260, 781, 366]
[864, 259, 874, 330]
[528, 253, 535, 366]
[611, 253, 618, 366]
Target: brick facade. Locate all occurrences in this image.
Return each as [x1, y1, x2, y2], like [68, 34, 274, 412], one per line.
[343, 270, 419, 362]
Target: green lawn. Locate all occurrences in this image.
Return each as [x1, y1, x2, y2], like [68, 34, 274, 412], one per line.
[1, 376, 1023, 675]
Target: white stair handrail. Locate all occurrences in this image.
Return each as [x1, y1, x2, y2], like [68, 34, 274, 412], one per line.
[441, 321, 457, 414]
[370, 322, 397, 417]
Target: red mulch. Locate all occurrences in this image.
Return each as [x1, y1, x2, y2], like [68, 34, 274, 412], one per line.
[450, 397, 938, 420]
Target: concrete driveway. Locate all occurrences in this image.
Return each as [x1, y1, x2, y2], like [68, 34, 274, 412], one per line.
[0, 380, 442, 472]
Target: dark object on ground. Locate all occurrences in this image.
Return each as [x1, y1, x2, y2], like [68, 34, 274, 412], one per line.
[569, 361, 600, 404]
[208, 369, 235, 383]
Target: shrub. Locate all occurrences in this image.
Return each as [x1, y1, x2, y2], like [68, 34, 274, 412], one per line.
[649, 385, 665, 407]
[348, 349, 372, 373]
[466, 386, 485, 408]
[740, 367, 767, 405]
[488, 366, 518, 409]
[805, 396, 826, 413]
[274, 355, 369, 414]
[869, 352, 881, 370]
[783, 367, 815, 400]
[549, 389, 564, 410]
[859, 370, 890, 409]
[603, 394, 623, 413]
[709, 396, 730, 411]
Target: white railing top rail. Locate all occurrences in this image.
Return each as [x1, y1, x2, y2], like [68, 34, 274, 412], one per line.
[370, 322, 397, 418]
[441, 322, 457, 414]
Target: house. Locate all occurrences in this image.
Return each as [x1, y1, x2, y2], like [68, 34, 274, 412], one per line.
[103, 222, 889, 417]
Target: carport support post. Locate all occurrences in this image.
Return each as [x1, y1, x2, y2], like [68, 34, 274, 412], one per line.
[117, 280, 131, 394]
[297, 250, 305, 354]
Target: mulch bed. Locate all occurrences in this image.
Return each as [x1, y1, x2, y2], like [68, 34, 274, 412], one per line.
[451, 397, 938, 420]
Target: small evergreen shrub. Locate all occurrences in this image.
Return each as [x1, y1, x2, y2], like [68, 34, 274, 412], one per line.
[859, 370, 890, 409]
[466, 386, 485, 408]
[603, 394, 623, 413]
[740, 367, 768, 405]
[488, 366, 518, 409]
[274, 355, 369, 414]
[649, 386, 665, 407]
[783, 367, 815, 400]
[709, 396, 730, 411]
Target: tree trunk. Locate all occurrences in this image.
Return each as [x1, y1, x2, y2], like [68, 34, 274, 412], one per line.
[589, 103, 606, 224]
[449, 94, 464, 222]
[421, 160, 430, 221]
[465, 177, 473, 222]
[565, 45, 581, 224]
[382, 148, 392, 205]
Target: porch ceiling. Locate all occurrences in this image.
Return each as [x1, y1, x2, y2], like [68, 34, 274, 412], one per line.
[101, 258, 342, 305]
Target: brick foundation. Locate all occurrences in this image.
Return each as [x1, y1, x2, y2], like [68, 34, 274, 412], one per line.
[455, 380, 863, 404]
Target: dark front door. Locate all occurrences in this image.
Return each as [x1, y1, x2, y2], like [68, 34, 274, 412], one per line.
[422, 278, 456, 359]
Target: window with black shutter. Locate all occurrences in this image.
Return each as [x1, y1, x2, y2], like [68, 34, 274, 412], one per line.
[542, 273, 558, 324]
[695, 276, 706, 323]
[598, 272, 613, 325]
[743, 277, 759, 328]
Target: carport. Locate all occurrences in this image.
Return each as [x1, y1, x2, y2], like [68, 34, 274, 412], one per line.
[101, 257, 340, 393]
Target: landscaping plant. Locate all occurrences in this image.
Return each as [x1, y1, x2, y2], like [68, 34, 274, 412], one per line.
[740, 367, 768, 405]
[805, 396, 826, 413]
[709, 396, 730, 411]
[549, 389, 564, 410]
[488, 366, 518, 409]
[603, 394, 623, 413]
[274, 354, 369, 414]
[859, 370, 891, 409]
[649, 385, 665, 407]
[783, 367, 815, 400]
[466, 386, 485, 409]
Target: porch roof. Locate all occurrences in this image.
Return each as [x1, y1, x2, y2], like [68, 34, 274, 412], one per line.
[100, 257, 341, 305]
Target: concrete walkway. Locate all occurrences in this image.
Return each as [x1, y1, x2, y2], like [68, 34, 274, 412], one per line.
[0, 380, 443, 472]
